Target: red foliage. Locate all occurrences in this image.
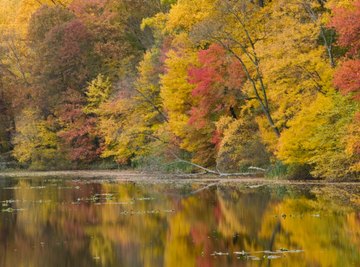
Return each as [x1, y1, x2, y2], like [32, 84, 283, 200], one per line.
[211, 130, 222, 148]
[57, 90, 102, 163]
[330, 1, 360, 101]
[70, 0, 132, 79]
[29, 7, 95, 103]
[188, 44, 245, 128]
[334, 60, 360, 100]
[329, 1, 360, 57]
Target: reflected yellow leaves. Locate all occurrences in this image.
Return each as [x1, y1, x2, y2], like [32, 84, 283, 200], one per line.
[0, 180, 359, 267]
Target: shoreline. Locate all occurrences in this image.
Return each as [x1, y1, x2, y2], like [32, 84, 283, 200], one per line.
[0, 170, 359, 185]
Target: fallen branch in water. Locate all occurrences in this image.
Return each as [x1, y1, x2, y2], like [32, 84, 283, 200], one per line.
[248, 166, 267, 172]
[130, 132, 266, 177]
[169, 152, 264, 177]
[172, 157, 219, 175]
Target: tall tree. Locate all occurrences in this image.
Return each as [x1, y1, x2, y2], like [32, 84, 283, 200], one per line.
[190, 0, 281, 137]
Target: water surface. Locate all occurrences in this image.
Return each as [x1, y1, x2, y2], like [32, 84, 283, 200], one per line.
[0, 176, 359, 266]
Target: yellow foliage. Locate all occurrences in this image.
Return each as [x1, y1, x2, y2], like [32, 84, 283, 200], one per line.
[259, 0, 336, 130]
[256, 115, 279, 153]
[257, 191, 360, 266]
[0, 0, 72, 36]
[277, 94, 357, 177]
[13, 108, 61, 168]
[160, 39, 198, 141]
[165, 0, 216, 32]
[99, 48, 167, 163]
[84, 74, 112, 115]
[345, 114, 360, 172]
[216, 116, 269, 170]
[12, 109, 38, 163]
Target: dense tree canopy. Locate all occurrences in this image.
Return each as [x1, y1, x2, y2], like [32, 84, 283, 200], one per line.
[0, 0, 359, 178]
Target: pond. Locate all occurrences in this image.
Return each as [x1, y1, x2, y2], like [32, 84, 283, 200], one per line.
[0, 175, 359, 267]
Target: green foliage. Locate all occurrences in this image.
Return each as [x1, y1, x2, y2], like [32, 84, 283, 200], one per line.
[266, 161, 312, 180]
[265, 161, 289, 179]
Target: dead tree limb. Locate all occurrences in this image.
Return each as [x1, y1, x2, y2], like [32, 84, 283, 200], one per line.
[130, 132, 266, 177]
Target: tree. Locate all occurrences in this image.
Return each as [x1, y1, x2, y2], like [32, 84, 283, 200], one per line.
[12, 108, 64, 169]
[255, 0, 337, 152]
[70, 0, 133, 80]
[188, 44, 245, 127]
[215, 116, 269, 171]
[330, 0, 360, 100]
[159, 37, 199, 151]
[98, 48, 168, 165]
[84, 74, 112, 115]
[57, 89, 102, 163]
[0, 86, 13, 153]
[277, 94, 358, 178]
[334, 60, 360, 100]
[189, 0, 281, 137]
[329, 0, 360, 172]
[27, 6, 97, 113]
[186, 44, 248, 165]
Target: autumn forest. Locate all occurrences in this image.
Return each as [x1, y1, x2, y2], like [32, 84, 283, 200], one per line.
[0, 0, 359, 179]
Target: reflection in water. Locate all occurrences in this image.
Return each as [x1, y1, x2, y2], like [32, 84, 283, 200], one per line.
[0, 177, 359, 267]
